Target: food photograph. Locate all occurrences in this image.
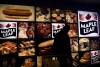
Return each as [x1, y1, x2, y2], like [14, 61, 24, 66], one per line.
[68, 24, 78, 37]
[36, 7, 50, 22]
[90, 37, 100, 50]
[18, 40, 35, 49]
[18, 47, 35, 56]
[18, 57, 35, 67]
[18, 39, 35, 56]
[65, 10, 77, 23]
[0, 4, 35, 21]
[37, 56, 42, 67]
[36, 23, 52, 38]
[70, 38, 78, 52]
[51, 9, 65, 22]
[38, 39, 54, 55]
[0, 40, 17, 55]
[71, 53, 79, 67]
[18, 22, 35, 39]
[79, 52, 91, 65]
[79, 38, 90, 51]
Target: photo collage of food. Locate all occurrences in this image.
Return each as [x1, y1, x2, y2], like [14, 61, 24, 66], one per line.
[0, 4, 100, 67]
[0, 4, 35, 67]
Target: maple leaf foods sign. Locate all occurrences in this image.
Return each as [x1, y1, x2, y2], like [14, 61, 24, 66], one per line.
[78, 11, 99, 37]
[52, 23, 65, 38]
[0, 22, 17, 39]
[91, 51, 100, 64]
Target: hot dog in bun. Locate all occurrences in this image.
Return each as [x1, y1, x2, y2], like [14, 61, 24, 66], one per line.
[2, 7, 32, 19]
[38, 39, 54, 54]
[38, 39, 54, 47]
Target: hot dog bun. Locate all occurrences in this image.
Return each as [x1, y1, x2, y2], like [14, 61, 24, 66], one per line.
[2, 7, 32, 19]
[38, 39, 54, 47]
[5, 15, 30, 19]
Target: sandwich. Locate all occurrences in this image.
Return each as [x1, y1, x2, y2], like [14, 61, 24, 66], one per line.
[38, 39, 54, 54]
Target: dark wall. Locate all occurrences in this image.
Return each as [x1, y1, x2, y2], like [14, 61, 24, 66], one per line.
[0, 0, 99, 11]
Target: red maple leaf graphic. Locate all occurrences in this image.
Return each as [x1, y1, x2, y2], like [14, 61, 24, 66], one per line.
[0, 24, 3, 28]
[86, 14, 91, 20]
[57, 25, 60, 28]
[6, 23, 11, 28]
[94, 52, 97, 56]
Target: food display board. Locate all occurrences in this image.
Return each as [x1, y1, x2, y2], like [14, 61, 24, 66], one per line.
[0, 4, 100, 67]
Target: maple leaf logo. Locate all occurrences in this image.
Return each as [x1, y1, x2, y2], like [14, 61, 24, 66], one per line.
[94, 52, 97, 56]
[6, 23, 11, 28]
[57, 25, 61, 28]
[86, 14, 91, 20]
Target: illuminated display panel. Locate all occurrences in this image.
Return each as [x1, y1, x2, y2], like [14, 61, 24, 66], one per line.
[0, 22, 17, 39]
[51, 9, 65, 22]
[52, 23, 65, 38]
[78, 11, 99, 37]
[36, 7, 50, 22]
[91, 50, 100, 64]
[0, 4, 99, 67]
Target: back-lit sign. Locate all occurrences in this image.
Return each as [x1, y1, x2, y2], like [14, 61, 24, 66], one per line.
[91, 50, 100, 64]
[0, 22, 17, 39]
[78, 11, 99, 37]
[52, 23, 65, 38]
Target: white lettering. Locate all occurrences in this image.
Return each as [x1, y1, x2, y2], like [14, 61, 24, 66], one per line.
[92, 55, 99, 63]
[1, 29, 15, 33]
[83, 27, 95, 34]
[81, 21, 97, 28]
[1, 28, 16, 37]
[81, 24, 86, 28]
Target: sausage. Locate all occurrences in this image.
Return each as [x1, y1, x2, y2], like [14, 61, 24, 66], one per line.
[2, 7, 32, 19]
